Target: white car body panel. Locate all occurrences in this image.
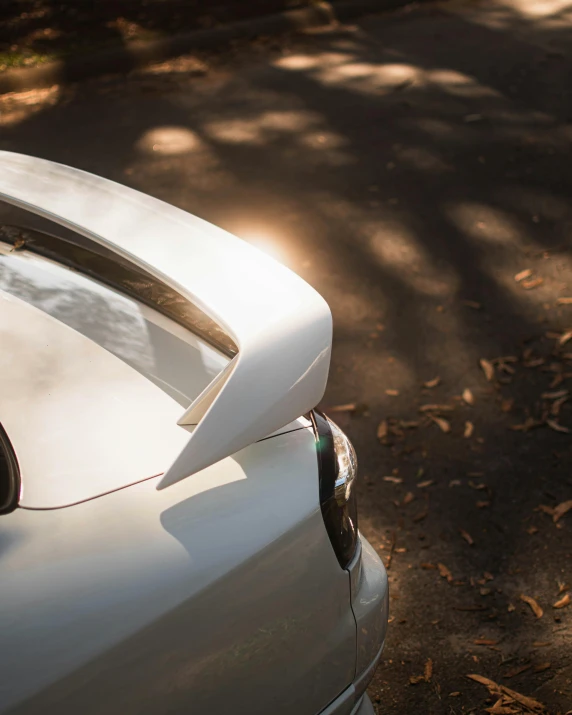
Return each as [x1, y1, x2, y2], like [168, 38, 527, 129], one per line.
[0, 429, 357, 715]
[0, 151, 333, 487]
[0, 156, 389, 715]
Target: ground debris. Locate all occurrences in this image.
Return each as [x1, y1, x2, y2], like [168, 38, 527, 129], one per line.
[424, 658, 433, 682]
[553, 593, 571, 609]
[552, 500, 572, 523]
[424, 376, 441, 388]
[480, 358, 495, 381]
[402, 491, 415, 505]
[377, 419, 388, 441]
[429, 414, 451, 433]
[328, 402, 357, 413]
[510, 417, 541, 432]
[438, 563, 454, 582]
[515, 269, 533, 282]
[419, 403, 454, 413]
[522, 277, 544, 290]
[520, 594, 543, 618]
[383, 476, 403, 484]
[460, 528, 474, 545]
[556, 296, 572, 305]
[463, 388, 475, 405]
[474, 638, 498, 645]
[545, 418, 570, 433]
[466, 673, 545, 712]
[503, 664, 531, 679]
[464, 420, 474, 438]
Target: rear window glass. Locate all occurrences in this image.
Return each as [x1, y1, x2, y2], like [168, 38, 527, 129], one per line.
[0, 224, 237, 358]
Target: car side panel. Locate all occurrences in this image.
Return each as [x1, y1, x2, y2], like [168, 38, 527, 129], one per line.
[0, 428, 355, 715]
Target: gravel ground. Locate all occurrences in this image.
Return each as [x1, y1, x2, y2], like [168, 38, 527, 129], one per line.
[1, 0, 572, 712]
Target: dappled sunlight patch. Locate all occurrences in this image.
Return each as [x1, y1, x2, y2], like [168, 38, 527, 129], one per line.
[367, 221, 458, 297]
[203, 109, 321, 145]
[446, 201, 528, 246]
[312, 60, 422, 93]
[0, 85, 61, 127]
[135, 126, 202, 155]
[273, 51, 357, 72]
[427, 68, 502, 100]
[392, 145, 453, 174]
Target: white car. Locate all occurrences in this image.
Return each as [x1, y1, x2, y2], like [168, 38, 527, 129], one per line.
[0, 152, 388, 715]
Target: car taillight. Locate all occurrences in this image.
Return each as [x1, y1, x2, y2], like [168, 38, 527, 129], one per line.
[310, 410, 358, 569]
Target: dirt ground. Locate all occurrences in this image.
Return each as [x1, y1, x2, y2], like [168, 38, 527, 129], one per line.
[0, 0, 308, 69]
[1, 0, 572, 712]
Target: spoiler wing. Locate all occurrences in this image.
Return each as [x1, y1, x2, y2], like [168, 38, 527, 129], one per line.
[0, 151, 332, 489]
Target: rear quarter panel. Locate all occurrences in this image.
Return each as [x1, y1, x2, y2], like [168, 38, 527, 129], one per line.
[0, 428, 355, 715]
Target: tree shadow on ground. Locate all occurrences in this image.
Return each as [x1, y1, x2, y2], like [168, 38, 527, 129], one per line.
[0, 0, 308, 70]
[1, 1, 572, 712]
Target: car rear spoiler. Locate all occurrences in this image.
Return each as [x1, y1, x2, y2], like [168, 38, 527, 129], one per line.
[0, 151, 332, 488]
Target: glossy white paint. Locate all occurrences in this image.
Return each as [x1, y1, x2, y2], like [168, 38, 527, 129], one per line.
[0, 429, 359, 715]
[0, 151, 333, 487]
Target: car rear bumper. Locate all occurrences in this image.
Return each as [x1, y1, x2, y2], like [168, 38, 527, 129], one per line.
[318, 534, 388, 715]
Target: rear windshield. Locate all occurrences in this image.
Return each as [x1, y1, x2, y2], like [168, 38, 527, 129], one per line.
[0, 224, 237, 358]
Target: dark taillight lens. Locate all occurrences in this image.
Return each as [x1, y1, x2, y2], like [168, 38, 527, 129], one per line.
[0, 423, 19, 514]
[311, 410, 358, 568]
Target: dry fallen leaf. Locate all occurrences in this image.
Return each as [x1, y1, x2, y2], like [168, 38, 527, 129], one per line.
[460, 528, 475, 545]
[383, 476, 403, 484]
[386, 389, 399, 396]
[556, 297, 572, 305]
[402, 491, 415, 505]
[552, 500, 572, 523]
[462, 388, 475, 405]
[503, 664, 531, 679]
[526, 525, 539, 535]
[522, 277, 544, 290]
[424, 658, 433, 682]
[377, 420, 388, 441]
[532, 641, 551, 648]
[501, 398, 514, 413]
[541, 389, 568, 400]
[474, 638, 498, 646]
[558, 581, 570, 594]
[417, 480, 433, 488]
[424, 376, 441, 388]
[553, 593, 570, 609]
[480, 358, 495, 381]
[438, 563, 454, 582]
[515, 268, 532, 282]
[559, 330, 572, 346]
[511, 417, 541, 432]
[546, 418, 570, 433]
[419, 404, 454, 413]
[534, 663, 551, 673]
[464, 421, 474, 438]
[409, 675, 426, 685]
[466, 673, 545, 712]
[329, 403, 357, 413]
[507, 603, 516, 612]
[552, 396, 568, 416]
[520, 594, 543, 618]
[430, 415, 451, 433]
